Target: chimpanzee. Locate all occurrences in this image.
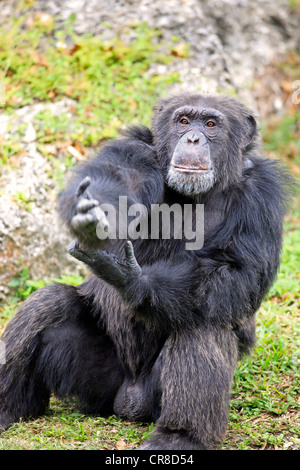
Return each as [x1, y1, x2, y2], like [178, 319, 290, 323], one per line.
[0, 93, 291, 450]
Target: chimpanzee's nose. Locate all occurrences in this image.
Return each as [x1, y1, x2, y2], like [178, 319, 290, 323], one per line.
[184, 131, 207, 146]
[187, 133, 199, 144]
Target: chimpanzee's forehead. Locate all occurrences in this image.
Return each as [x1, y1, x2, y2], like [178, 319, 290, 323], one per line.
[185, 93, 251, 119]
[185, 93, 236, 109]
[158, 92, 250, 123]
[172, 105, 225, 122]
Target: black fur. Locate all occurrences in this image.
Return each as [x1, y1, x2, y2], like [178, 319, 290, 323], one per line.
[0, 93, 292, 449]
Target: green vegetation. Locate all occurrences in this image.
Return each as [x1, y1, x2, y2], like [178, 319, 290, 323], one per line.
[288, 0, 300, 11]
[0, 11, 182, 168]
[0, 397, 152, 450]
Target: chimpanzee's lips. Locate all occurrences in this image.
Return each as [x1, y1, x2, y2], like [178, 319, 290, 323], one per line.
[172, 164, 210, 174]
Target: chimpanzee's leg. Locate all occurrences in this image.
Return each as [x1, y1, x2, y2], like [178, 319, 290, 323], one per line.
[139, 326, 239, 450]
[0, 284, 123, 432]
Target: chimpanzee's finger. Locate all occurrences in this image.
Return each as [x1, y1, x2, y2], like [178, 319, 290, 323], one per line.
[68, 240, 94, 264]
[71, 212, 94, 231]
[77, 198, 99, 214]
[76, 176, 91, 197]
[124, 241, 141, 273]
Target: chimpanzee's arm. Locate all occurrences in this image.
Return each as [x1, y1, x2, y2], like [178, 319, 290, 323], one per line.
[68, 239, 200, 328]
[69, 159, 289, 332]
[59, 138, 164, 247]
[130, 160, 289, 331]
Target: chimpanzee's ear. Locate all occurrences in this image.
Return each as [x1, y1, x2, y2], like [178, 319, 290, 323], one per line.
[243, 114, 257, 150]
[153, 99, 167, 115]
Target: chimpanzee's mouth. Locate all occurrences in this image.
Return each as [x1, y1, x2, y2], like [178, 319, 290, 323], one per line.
[172, 165, 210, 174]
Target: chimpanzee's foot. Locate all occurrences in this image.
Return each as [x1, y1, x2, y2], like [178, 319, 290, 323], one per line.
[137, 427, 207, 450]
[0, 411, 17, 433]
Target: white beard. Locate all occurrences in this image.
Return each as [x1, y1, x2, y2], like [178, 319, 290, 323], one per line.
[167, 167, 215, 197]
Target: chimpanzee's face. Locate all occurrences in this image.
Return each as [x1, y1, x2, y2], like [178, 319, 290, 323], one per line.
[153, 94, 257, 198]
[167, 105, 227, 196]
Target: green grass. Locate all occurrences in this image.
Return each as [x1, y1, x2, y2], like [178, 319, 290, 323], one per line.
[0, 398, 152, 450]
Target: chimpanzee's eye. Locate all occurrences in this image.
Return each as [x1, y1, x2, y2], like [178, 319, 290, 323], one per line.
[180, 117, 189, 125]
[206, 120, 216, 127]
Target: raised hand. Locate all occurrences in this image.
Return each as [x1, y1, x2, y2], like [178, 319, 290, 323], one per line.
[71, 176, 109, 239]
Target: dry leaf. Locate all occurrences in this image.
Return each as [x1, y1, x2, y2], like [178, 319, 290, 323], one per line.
[116, 439, 126, 450]
[41, 143, 57, 155]
[68, 145, 85, 161]
[171, 43, 188, 58]
[8, 155, 21, 168]
[128, 97, 138, 111]
[281, 80, 293, 94]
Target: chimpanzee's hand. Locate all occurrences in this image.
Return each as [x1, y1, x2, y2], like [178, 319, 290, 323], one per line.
[68, 240, 141, 289]
[71, 176, 109, 240]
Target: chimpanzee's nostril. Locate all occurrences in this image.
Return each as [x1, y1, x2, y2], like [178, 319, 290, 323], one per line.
[187, 133, 199, 144]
